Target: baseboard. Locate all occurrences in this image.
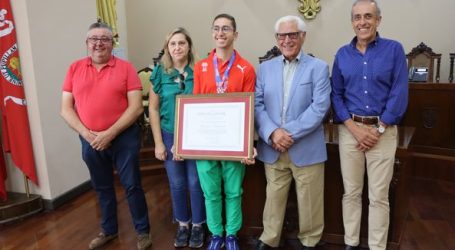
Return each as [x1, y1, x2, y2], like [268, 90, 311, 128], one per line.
[42, 180, 92, 211]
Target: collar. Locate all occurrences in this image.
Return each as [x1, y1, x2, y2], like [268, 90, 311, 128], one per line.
[161, 64, 193, 83]
[86, 55, 116, 67]
[349, 32, 381, 49]
[209, 49, 238, 62]
[168, 64, 193, 78]
[281, 51, 302, 64]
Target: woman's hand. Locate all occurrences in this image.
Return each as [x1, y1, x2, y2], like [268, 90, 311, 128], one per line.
[171, 145, 184, 161]
[154, 143, 167, 161]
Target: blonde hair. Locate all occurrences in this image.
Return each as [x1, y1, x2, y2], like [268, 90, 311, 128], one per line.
[161, 27, 195, 73]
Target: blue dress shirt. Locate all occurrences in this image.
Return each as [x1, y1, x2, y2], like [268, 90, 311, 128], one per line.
[331, 34, 408, 125]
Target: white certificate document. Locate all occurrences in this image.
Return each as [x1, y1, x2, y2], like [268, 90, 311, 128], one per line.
[181, 102, 245, 151]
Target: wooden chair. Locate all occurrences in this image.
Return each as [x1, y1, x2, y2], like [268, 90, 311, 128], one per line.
[258, 46, 315, 64]
[137, 66, 153, 146]
[406, 42, 442, 83]
[258, 46, 281, 63]
[139, 49, 165, 119]
[138, 67, 152, 100]
[449, 53, 455, 83]
[152, 49, 164, 67]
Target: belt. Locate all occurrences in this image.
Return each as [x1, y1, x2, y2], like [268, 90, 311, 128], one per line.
[351, 114, 379, 125]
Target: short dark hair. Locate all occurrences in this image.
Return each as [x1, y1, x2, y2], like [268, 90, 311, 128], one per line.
[213, 13, 237, 32]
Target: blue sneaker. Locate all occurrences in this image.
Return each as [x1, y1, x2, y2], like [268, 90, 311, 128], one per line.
[173, 226, 189, 248]
[207, 235, 224, 250]
[225, 235, 239, 250]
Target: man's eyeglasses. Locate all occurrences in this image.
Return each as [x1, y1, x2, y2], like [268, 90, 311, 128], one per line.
[87, 37, 113, 44]
[212, 26, 234, 33]
[178, 74, 185, 90]
[276, 32, 301, 41]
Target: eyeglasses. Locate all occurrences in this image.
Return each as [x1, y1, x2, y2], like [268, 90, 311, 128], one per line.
[212, 26, 234, 33]
[276, 32, 301, 41]
[178, 74, 185, 90]
[87, 37, 113, 44]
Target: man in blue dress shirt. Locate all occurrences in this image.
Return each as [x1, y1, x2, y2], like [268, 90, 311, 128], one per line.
[331, 1, 408, 250]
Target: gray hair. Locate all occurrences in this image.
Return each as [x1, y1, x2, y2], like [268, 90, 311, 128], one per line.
[274, 15, 306, 33]
[86, 22, 113, 38]
[351, 0, 381, 19]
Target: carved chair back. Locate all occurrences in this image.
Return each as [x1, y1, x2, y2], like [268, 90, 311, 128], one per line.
[449, 53, 455, 83]
[406, 42, 442, 83]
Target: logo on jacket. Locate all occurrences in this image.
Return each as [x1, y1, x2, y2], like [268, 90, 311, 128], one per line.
[202, 62, 208, 72]
[237, 64, 247, 73]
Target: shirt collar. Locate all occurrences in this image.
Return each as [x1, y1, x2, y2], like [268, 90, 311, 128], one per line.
[349, 32, 381, 49]
[168, 64, 193, 78]
[281, 51, 302, 64]
[86, 55, 116, 67]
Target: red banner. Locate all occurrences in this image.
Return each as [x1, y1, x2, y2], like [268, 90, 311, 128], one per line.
[0, 143, 6, 200]
[0, 0, 38, 200]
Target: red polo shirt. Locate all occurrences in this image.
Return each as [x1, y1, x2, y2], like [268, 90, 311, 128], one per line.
[62, 56, 142, 131]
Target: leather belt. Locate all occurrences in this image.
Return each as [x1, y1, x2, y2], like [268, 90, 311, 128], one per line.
[351, 114, 379, 125]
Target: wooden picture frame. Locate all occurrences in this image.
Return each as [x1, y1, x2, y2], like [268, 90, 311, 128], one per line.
[174, 92, 254, 161]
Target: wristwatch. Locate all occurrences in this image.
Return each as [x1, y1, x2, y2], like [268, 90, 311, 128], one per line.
[377, 124, 386, 134]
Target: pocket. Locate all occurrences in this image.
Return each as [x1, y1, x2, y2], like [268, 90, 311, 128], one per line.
[298, 81, 312, 86]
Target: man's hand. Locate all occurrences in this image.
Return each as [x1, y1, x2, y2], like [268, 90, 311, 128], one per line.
[241, 148, 257, 165]
[81, 130, 97, 144]
[270, 128, 294, 152]
[89, 130, 116, 151]
[354, 126, 379, 152]
[345, 120, 379, 152]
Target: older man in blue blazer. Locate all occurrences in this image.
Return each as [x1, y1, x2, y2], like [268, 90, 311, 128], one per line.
[254, 15, 331, 250]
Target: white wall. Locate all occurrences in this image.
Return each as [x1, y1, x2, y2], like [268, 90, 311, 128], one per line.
[126, 0, 455, 82]
[114, 0, 129, 59]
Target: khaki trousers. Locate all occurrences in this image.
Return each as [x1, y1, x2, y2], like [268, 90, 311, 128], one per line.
[338, 124, 397, 250]
[259, 152, 324, 247]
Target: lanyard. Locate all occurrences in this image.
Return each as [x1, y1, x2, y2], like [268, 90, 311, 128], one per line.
[213, 52, 236, 93]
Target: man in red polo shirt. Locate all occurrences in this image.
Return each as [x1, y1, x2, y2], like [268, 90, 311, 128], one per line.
[60, 22, 152, 250]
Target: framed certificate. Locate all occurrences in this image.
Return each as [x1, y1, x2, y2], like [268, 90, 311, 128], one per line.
[174, 92, 254, 161]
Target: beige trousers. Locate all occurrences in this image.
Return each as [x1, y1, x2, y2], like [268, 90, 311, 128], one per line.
[338, 124, 397, 250]
[259, 152, 324, 247]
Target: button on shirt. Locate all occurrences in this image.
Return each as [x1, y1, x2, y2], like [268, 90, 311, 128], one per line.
[331, 34, 408, 125]
[281, 55, 300, 124]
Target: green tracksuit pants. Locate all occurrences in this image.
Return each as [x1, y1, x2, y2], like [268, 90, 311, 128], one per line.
[196, 160, 245, 236]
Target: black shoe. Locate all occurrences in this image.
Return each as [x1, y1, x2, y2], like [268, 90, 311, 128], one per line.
[188, 225, 205, 248]
[254, 240, 271, 250]
[345, 245, 359, 250]
[174, 226, 190, 248]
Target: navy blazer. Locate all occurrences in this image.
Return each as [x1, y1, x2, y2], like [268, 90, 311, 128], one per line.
[255, 51, 331, 167]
